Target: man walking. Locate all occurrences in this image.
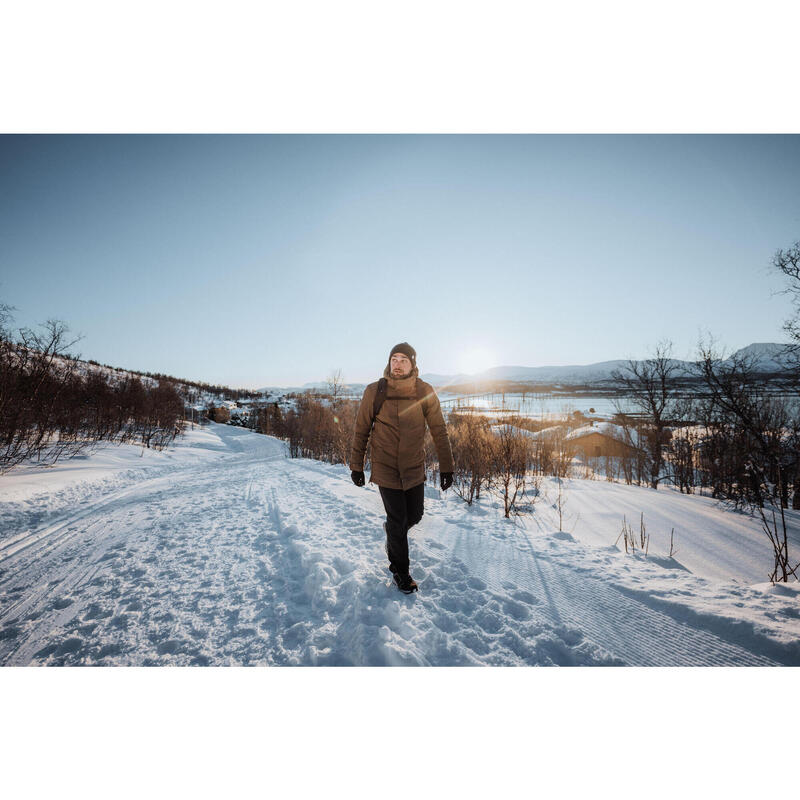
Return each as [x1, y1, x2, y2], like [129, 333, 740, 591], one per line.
[350, 342, 454, 594]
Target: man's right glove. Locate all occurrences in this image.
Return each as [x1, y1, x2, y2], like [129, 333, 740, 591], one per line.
[440, 472, 453, 491]
[351, 470, 365, 487]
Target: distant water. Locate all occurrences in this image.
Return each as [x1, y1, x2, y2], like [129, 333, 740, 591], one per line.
[438, 389, 800, 421]
[438, 391, 632, 419]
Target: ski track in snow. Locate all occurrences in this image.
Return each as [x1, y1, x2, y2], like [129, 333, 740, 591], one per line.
[1, 425, 798, 666]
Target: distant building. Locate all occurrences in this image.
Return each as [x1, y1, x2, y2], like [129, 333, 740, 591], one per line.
[565, 422, 640, 459]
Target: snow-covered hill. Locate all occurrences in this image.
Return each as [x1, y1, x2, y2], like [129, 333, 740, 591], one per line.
[1, 423, 797, 666]
[40, 352, 264, 412]
[730, 342, 794, 372]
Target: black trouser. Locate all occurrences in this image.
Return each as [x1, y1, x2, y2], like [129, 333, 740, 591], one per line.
[379, 482, 424, 577]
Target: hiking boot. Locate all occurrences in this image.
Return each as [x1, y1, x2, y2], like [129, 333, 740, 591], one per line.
[393, 573, 418, 594]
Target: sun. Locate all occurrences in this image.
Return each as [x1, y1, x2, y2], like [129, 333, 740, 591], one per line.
[456, 346, 496, 375]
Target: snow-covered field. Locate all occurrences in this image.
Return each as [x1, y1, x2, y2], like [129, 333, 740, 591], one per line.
[1, 422, 798, 666]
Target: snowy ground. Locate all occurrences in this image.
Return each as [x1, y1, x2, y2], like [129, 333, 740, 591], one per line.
[1, 422, 798, 666]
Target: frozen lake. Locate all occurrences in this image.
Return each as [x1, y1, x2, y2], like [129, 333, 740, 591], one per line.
[437, 391, 631, 420]
[437, 388, 800, 422]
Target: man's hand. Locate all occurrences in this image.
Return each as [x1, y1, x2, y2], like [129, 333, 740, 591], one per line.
[440, 472, 453, 491]
[351, 470, 365, 487]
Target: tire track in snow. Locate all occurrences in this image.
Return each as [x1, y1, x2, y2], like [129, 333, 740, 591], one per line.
[434, 523, 781, 665]
[1, 458, 265, 664]
[0, 473, 182, 566]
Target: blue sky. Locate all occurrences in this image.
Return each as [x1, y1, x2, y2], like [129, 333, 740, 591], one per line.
[1, 134, 799, 388]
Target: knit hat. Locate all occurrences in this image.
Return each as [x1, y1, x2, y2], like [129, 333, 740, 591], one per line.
[389, 342, 416, 365]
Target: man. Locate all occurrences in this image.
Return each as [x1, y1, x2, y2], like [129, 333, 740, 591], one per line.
[350, 342, 454, 594]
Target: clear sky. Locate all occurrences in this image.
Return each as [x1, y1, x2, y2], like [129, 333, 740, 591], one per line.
[1, 134, 799, 388]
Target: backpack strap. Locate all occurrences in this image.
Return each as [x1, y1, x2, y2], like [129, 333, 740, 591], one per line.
[415, 380, 427, 408]
[371, 378, 428, 429]
[371, 378, 388, 429]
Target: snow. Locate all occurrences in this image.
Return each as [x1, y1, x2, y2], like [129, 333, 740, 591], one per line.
[1, 422, 798, 666]
[489, 423, 564, 440]
[539, 476, 799, 584]
[565, 421, 629, 442]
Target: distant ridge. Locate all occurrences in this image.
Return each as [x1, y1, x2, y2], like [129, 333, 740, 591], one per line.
[418, 342, 795, 388]
[255, 343, 795, 392]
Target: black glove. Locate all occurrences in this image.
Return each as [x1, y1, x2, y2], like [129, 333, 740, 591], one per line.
[351, 470, 365, 487]
[440, 472, 453, 491]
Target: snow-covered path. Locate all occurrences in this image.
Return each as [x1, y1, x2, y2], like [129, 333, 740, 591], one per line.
[1, 423, 798, 666]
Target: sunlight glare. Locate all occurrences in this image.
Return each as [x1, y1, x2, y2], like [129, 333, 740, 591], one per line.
[456, 346, 496, 375]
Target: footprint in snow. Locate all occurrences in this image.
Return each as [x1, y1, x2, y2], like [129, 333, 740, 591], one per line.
[501, 598, 533, 621]
[83, 602, 113, 620]
[510, 589, 540, 605]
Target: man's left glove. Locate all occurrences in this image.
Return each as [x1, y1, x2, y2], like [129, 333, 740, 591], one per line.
[440, 472, 453, 491]
[351, 470, 365, 487]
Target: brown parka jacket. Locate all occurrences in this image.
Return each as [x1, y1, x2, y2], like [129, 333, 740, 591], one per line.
[349, 364, 454, 490]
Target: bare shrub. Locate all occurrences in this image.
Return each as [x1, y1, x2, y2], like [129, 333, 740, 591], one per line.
[552, 475, 572, 532]
[489, 423, 534, 518]
[615, 512, 649, 555]
[0, 308, 187, 473]
[448, 412, 493, 505]
[0, 315, 87, 471]
[531, 425, 572, 479]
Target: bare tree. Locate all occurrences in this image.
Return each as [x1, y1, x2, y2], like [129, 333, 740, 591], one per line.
[611, 340, 682, 489]
[772, 239, 800, 349]
[0, 314, 87, 472]
[489, 423, 534, 518]
[750, 462, 800, 583]
[695, 338, 799, 503]
[771, 239, 800, 398]
[326, 368, 345, 411]
[325, 370, 354, 464]
[0, 306, 189, 473]
[531, 424, 572, 479]
[695, 337, 800, 581]
[667, 426, 696, 495]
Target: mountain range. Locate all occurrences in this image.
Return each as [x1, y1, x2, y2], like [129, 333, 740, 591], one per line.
[260, 342, 795, 393]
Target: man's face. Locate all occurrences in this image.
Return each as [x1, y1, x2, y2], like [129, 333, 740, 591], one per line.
[390, 353, 412, 377]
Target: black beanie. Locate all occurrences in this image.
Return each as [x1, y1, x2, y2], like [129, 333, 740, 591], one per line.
[389, 342, 416, 365]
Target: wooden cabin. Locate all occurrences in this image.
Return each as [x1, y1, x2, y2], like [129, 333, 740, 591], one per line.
[565, 422, 640, 459]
